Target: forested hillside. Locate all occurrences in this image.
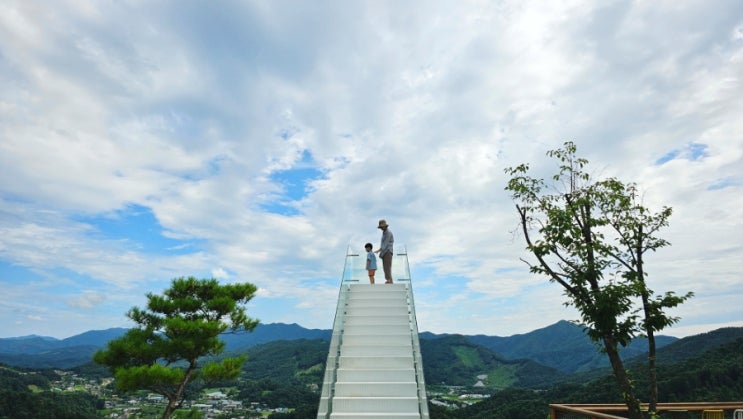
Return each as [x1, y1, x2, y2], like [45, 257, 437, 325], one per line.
[0, 365, 102, 419]
[646, 327, 743, 366]
[2, 327, 741, 418]
[465, 320, 678, 373]
[444, 337, 743, 419]
[420, 335, 565, 389]
[242, 339, 328, 385]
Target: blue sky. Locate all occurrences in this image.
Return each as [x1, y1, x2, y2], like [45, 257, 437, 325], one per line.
[1, 1, 742, 339]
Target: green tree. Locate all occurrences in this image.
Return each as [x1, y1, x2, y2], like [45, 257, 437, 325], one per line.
[598, 180, 693, 415]
[94, 277, 259, 419]
[505, 142, 690, 418]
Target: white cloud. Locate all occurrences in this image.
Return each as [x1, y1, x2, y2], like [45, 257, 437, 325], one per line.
[68, 291, 106, 309]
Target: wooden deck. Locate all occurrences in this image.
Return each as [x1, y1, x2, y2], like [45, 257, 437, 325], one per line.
[550, 402, 743, 418]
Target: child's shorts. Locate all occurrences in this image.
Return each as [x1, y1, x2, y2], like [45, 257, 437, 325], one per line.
[367, 269, 376, 276]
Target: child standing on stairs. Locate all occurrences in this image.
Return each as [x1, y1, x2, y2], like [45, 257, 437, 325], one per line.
[365, 242, 377, 284]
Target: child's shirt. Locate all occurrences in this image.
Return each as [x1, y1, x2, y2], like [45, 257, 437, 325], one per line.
[366, 251, 377, 270]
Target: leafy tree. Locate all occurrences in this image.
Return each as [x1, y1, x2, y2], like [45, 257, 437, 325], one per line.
[504, 142, 691, 419]
[598, 180, 693, 414]
[94, 277, 259, 419]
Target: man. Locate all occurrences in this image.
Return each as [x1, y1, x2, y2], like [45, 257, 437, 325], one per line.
[375, 219, 394, 284]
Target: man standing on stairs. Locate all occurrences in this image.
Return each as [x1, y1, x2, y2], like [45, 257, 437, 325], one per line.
[375, 219, 394, 284]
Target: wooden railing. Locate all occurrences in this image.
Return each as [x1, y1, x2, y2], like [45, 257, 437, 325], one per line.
[550, 402, 743, 418]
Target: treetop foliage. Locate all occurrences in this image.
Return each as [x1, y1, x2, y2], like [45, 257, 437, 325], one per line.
[504, 141, 691, 345]
[94, 276, 259, 419]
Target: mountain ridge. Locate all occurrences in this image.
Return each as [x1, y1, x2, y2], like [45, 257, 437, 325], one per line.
[464, 320, 678, 373]
[2, 320, 730, 374]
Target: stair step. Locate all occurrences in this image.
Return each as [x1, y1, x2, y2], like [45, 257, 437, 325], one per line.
[346, 306, 409, 316]
[330, 396, 420, 413]
[329, 413, 422, 418]
[340, 345, 412, 356]
[347, 296, 407, 305]
[344, 315, 410, 326]
[339, 355, 414, 369]
[348, 289, 406, 297]
[336, 368, 417, 382]
[345, 299, 408, 308]
[340, 334, 412, 346]
[343, 324, 411, 334]
[349, 283, 407, 292]
[333, 382, 418, 397]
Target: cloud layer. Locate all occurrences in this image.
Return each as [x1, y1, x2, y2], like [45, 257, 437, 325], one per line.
[1, 0, 742, 339]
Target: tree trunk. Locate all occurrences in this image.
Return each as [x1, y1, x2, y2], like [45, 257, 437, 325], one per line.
[162, 397, 177, 419]
[603, 336, 643, 419]
[161, 361, 196, 419]
[646, 327, 658, 414]
[640, 284, 659, 414]
[636, 227, 658, 415]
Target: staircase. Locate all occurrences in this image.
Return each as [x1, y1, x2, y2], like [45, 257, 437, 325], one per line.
[318, 248, 429, 419]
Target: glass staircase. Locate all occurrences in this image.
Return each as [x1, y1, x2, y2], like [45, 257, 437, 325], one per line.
[317, 246, 429, 419]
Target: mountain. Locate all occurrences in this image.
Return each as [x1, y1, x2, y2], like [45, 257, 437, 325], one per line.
[233, 335, 564, 391]
[454, 338, 743, 419]
[3, 334, 57, 341]
[420, 334, 565, 389]
[652, 326, 743, 365]
[464, 320, 678, 373]
[4, 334, 740, 419]
[0, 323, 330, 369]
[0, 328, 129, 355]
[240, 338, 329, 385]
[220, 322, 331, 350]
[3, 321, 733, 375]
[0, 328, 130, 369]
[60, 328, 130, 347]
[567, 326, 743, 384]
[0, 345, 102, 369]
[0, 328, 135, 369]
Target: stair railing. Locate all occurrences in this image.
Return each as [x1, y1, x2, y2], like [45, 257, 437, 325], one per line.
[317, 246, 359, 418]
[396, 248, 430, 419]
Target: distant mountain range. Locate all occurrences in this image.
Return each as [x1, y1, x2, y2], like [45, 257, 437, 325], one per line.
[3, 320, 738, 375]
[0, 323, 330, 369]
[461, 320, 678, 373]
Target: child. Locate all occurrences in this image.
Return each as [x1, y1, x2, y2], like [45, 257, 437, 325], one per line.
[365, 242, 377, 284]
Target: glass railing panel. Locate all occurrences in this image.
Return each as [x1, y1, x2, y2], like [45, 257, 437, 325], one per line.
[343, 245, 410, 283]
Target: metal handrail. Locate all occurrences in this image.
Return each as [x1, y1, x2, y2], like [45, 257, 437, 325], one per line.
[317, 247, 356, 418]
[397, 248, 430, 418]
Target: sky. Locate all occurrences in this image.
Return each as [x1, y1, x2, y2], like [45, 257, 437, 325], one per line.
[1, 1, 742, 340]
